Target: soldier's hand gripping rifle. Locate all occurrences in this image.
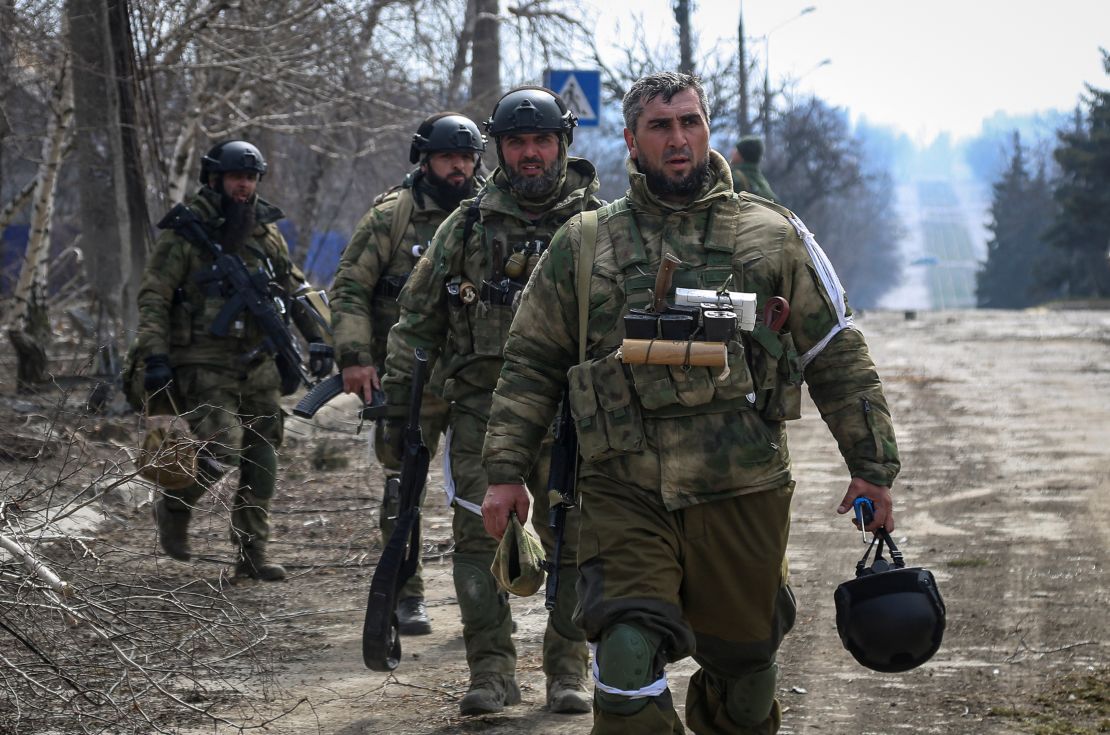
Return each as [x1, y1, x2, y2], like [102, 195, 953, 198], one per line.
[158, 203, 309, 395]
[544, 391, 578, 611]
[362, 348, 430, 671]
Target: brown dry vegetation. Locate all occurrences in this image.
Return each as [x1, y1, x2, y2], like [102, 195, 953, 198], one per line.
[1, 307, 1108, 734]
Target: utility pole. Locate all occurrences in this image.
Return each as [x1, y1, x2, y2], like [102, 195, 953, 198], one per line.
[738, 2, 749, 137]
[674, 0, 694, 75]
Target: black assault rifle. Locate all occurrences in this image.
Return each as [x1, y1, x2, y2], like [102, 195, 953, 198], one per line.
[544, 392, 578, 611]
[158, 203, 309, 395]
[362, 348, 430, 671]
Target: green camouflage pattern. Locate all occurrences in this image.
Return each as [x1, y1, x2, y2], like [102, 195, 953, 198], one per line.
[331, 175, 453, 371]
[484, 151, 899, 510]
[382, 157, 600, 680]
[135, 187, 319, 368]
[383, 157, 602, 413]
[162, 362, 284, 548]
[577, 475, 796, 733]
[732, 161, 778, 203]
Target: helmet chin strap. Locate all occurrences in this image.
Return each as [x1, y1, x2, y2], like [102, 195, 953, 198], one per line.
[855, 527, 905, 577]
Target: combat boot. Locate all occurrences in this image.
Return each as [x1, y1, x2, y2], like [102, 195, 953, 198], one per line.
[546, 674, 591, 714]
[458, 672, 521, 716]
[396, 596, 432, 635]
[235, 544, 286, 581]
[153, 495, 191, 561]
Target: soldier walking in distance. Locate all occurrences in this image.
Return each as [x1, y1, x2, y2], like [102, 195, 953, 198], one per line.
[482, 72, 900, 734]
[383, 87, 603, 716]
[134, 140, 334, 581]
[330, 112, 485, 635]
[731, 135, 778, 202]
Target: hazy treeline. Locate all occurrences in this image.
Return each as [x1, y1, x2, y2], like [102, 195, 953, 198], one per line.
[977, 50, 1110, 307]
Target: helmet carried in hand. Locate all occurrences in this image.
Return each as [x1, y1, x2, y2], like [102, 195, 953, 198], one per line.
[834, 528, 946, 673]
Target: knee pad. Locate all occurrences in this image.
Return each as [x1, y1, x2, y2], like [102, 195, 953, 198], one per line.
[452, 553, 506, 629]
[724, 663, 778, 727]
[594, 623, 665, 716]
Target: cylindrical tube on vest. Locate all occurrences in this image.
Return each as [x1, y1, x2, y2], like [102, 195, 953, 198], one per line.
[618, 339, 727, 367]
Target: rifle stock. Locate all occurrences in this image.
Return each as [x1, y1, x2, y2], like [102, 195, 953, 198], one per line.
[544, 392, 578, 611]
[362, 349, 430, 671]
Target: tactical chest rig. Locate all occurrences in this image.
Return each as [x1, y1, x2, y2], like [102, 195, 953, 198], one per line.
[568, 196, 803, 470]
[444, 191, 557, 358]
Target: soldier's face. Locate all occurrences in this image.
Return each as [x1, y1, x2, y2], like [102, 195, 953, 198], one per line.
[500, 132, 560, 180]
[222, 171, 259, 203]
[423, 151, 477, 188]
[624, 89, 710, 200]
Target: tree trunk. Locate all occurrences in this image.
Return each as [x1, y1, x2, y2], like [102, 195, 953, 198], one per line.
[8, 44, 72, 388]
[469, 0, 500, 118]
[675, 0, 694, 76]
[447, 0, 477, 108]
[66, 0, 147, 377]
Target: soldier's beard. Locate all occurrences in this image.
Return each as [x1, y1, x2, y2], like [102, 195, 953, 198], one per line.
[423, 167, 476, 210]
[507, 157, 561, 199]
[220, 195, 256, 249]
[640, 148, 712, 199]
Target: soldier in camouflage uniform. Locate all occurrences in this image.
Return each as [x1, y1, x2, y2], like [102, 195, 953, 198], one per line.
[482, 73, 900, 734]
[731, 135, 778, 202]
[135, 140, 334, 581]
[330, 113, 485, 635]
[383, 87, 602, 716]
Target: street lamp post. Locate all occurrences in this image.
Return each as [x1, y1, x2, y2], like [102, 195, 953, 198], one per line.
[760, 5, 816, 150]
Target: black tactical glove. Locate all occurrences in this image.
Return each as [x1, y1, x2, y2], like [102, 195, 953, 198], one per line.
[143, 354, 173, 393]
[308, 340, 334, 380]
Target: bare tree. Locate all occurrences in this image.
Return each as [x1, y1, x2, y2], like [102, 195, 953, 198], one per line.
[7, 19, 72, 390]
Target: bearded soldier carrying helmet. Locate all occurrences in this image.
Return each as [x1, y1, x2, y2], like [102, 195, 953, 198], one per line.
[482, 72, 901, 734]
[382, 87, 603, 716]
[330, 112, 485, 635]
[132, 140, 334, 581]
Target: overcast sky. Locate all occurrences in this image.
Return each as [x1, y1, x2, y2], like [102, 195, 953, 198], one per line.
[590, 0, 1109, 142]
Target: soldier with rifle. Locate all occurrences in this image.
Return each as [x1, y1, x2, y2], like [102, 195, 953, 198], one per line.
[132, 140, 333, 581]
[330, 112, 485, 635]
[382, 87, 602, 716]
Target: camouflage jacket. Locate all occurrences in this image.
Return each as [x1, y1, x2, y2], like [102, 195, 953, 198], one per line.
[383, 157, 603, 417]
[330, 172, 455, 371]
[134, 187, 319, 369]
[483, 151, 899, 510]
[732, 161, 778, 202]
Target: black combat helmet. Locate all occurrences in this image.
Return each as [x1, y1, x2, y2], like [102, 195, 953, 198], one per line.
[198, 140, 268, 184]
[409, 113, 486, 164]
[485, 86, 578, 145]
[834, 528, 946, 673]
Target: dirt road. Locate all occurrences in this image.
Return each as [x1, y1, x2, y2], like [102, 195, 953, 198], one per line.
[83, 308, 1110, 734]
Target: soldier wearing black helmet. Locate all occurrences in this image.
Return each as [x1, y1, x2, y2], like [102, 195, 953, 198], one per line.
[330, 113, 485, 634]
[382, 87, 602, 716]
[130, 140, 333, 581]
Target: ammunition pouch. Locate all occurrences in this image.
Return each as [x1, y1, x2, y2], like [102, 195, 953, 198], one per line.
[446, 279, 518, 358]
[567, 352, 644, 464]
[627, 339, 755, 411]
[748, 326, 802, 422]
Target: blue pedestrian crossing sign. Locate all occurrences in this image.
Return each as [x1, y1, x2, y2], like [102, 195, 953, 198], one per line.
[544, 69, 601, 127]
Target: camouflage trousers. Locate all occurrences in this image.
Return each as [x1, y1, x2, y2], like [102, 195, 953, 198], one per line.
[374, 390, 449, 599]
[447, 404, 587, 680]
[160, 362, 284, 551]
[575, 475, 797, 734]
